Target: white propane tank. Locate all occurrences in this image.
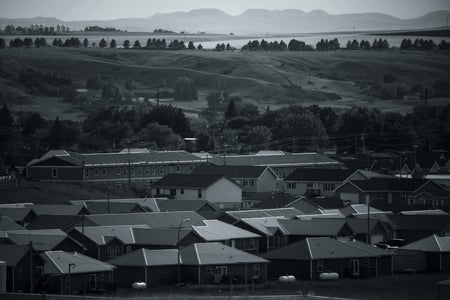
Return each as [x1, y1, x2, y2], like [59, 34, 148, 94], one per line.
[131, 282, 147, 289]
[319, 272, 339, 281]
[278, 275, 289, 283]
[286, 275, 296, 283]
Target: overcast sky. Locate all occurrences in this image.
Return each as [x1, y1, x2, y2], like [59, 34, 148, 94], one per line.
[1, 0, 449, 20]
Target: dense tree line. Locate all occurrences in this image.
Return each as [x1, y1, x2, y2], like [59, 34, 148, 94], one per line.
[399, 38, 450, 50]
[1, 25, 58, 35]
[84, 26, 121, 32]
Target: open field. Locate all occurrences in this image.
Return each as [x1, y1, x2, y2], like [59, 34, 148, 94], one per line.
[1, 47, 450, 119]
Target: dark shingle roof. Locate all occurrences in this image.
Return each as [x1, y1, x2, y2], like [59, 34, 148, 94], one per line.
[26, 215, 98, 231]
[108, 248, 179, 267]
[192, 165, 271, 179]
[152, 174, 231, 189]
[345, 218, 384, 234]
[41, 251, 115, 274]
[132, 227, 192, 246]
[26, 204, 86, 216]
[0, 216, 25, 231]
[387, 214, 450, 231]
[3, 229, 82, 251]
[279, 219, 347, 236]
[84, 202, 146, 214]
[348, 178, 430, 192]
[222, 208, 303, 222]
[284, 168, 354, 182]
[155, 199, 218, 213]
[0, 207, 36, 222]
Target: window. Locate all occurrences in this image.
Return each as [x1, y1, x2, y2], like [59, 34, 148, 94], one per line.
[107, 245, 123, 257]
[287, 182, 296, 190]
[160, 166, 163, 175]
[323, 183, 335, 191]
[243, 179, 248, 187]
[249, 239, 257, 250]
[317, 260, 323, 273]
[95, 168, 99, 176]
[126, 245, 132, 253]
[131, 167, 135, 176]
[180, 189, 184, 194]
[408, 197, 415, 206]
[190, 165, 194, 172]
[250, 180, 255, 187]
[102, 168, 107, 175]
[117, 168, 121, 175]
[89, 274, 97, 290]
[170, 189, 176, 196]
[146, 167, 150, 175]
[152, 166, 156, 175]
[215, 266, 227, 276]
[254, 264, 260, 276]
[307, 182, 314, 189]
[85, 169, 89, 178]
[124, 167, 127, 175]
[52, 168, 58, 178]
[207, 266, 212, 273]
[176, 165, 180, 172]
[198, 189, 202, 198]
[138, 167, 142, 175]
[364, 258, 370, 267]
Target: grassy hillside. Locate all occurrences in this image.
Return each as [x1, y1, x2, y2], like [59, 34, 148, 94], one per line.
[1, 47, 449, 118]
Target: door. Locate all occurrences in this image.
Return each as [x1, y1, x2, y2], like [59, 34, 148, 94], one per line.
[89, 274, 97, 291]
[350, 259, 359, 275]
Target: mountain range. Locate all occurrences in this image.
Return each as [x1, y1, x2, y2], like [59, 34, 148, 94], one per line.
[1, 9, 449, 34]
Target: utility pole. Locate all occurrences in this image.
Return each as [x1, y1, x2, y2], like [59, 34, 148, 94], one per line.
[292, 137, 296, 153]
[127, 140, 131, 188]
[107, 187, 110, 214]
[29, 241, 33, 293]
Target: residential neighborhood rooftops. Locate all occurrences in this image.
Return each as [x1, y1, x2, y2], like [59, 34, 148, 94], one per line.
[107, 248, 179, 267]
[278, 218, 348, 237]
[25, 204, 86, 216]
[83, 202, 147, 214]
[1, 229, 82, 251]
[0, 215, 25, 231]
[132, 227, 192, 246]
[192, 219, 260, 241]
[26, 215, 97, 231]
[0, 207, 36, 223]
[401, 234, 450, 252]
[346, 178, 439, 192]
[0, 244, 32, 266]
[340, 204, 387, 217]
[73, 225, 150, 245]
[239, 217, 289, 236]
[221, 208, 303, 222]
[192, 165, 273, 179]
[41, 250, 115, 274]
[387, 214, 450, 231]
[181, 242, 269, 265]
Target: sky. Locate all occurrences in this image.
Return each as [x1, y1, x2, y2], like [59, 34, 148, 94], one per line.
[1, 0, 449, 20]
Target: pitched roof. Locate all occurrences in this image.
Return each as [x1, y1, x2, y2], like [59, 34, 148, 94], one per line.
[347, 178, 431, 192]
[192, 165, 272, 179]
[239, 217, 289, 236]
[155, 199, 218, 213]
[2, 229, 81, 251]
[132, 227, 192, 246]
[387, 214, 450, 231]
[107, 248, 179, 267]
[73, 225, 149, 245]
[192, 220, 260, 241]
[181, 242, 268, 265]
[152, 174, 235, 189]
[41, 251, 115, 274]
[285, 197, 345, 214]
[339, 238, 394, 256]
[400, 209, 448, 215]
[70, 198, 165, 212]
[86, 211, 205, 228]
[263, 237, 380, 260]
[222, 208, 303, 222]
[0, 244, 31, 266]
[0, 207, 36, 222]
[345, 218, 385, 234]
[401, 235, 450, 252]
[26, 215, 98, 231]
[208, 152, 340, 168]
[278, 219, 348, 236]
[0, 215, 25, 231]
[340, 204, 386, 217]
[284, 168, 354, 182]
[25, 204, 86, 216]
[28, 149, 206, 167]
[84, 202, 146, 214]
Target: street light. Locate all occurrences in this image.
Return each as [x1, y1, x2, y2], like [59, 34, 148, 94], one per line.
[68, 263, 76, 295]
[177, 218, 190, 286]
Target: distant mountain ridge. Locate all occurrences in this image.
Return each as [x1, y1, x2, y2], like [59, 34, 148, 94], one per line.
[1, 9, 449, 34]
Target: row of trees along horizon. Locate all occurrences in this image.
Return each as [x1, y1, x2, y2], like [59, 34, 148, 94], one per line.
[2, 36, 450, 51]
[1, 101, 449, 169]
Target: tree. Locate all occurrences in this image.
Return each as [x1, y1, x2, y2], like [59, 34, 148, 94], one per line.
[0, 38, 7, 49]
[188, 41, 195, 50]
[174, 77, 197, 101]
[197, 44, 203, 50]
[83, 38, 89, 48]
[247, 125, 272, 148]
[99, 38, 107, 48]
[110, 39, 117, 48]
[224, 98, 238, 119]
[133, 40, 141, 48]
[123, 40, 130, 49]
[136, 122, 183, 150]
[206, 92, 224, 110]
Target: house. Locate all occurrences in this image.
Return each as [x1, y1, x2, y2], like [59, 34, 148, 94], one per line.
[68, 225, 149, 261]
[0, 207, 37, 227]
[26, 149, 208, 189]
[107, 248, 179, 287]
[340, 204, 388, 217]
[181, 242, 269, 284]
[151, 174, 242, 210]
[70, 198, 168, 212]
[387, 214, 450, 243]
[282, 168, 354, 197]
[131, 227, 203, 250]
[263, 237, 393, 280]
[285, 197, 345, 215]
[0, 244, 45, 293]
[400, 235, 450, 272]
[278, 218, 353, 243]
[83, 202, 148, 214]
[191, 165, 278, 195]
[24, 204, 88, 216]
[217, 208, 303, 225]
[39, 251, 115, 295]
[335, 178, 450, 211]
[205, 151, 342, 179]
[345, 218, 391, 244]
[0, 215, 26, 231]
[0, 229, 84, 252]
